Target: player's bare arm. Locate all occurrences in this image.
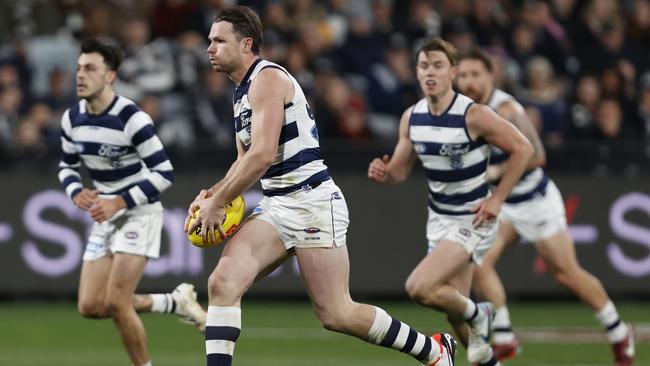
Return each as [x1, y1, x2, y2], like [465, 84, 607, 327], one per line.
[187, 68, 289, 243]
[466, 104, 533, 227]
[368, 107, 417, 184]
[487, 100, 547, 182]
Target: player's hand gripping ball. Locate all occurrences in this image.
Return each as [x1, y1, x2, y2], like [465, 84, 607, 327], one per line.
[188, 195, 245, 248]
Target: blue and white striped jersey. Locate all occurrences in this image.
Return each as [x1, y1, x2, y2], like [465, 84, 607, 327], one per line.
[409, 93, 490, 215]
[487, 88, 548, 204]
[58, 95, 174, 208]
[233, 59, 330, 197]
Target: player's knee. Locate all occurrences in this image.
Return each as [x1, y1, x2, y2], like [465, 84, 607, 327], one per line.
[405, 280, 436, 306]
[207, 265, 244, 302]
[78, 300, 108, 319]
[316, 308, 347, 332]
[552, 266, 580, 288]
[104, 296, 131, 318]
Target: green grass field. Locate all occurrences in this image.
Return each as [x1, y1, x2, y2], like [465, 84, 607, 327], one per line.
[0, 301, 647, 366]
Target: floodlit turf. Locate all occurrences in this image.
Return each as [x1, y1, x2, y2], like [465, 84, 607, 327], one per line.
[0, 301, 647, 366]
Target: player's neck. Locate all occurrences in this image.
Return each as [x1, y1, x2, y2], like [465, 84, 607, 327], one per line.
[229, 55, 260, 86]
[86, 88, 116, 115]
[427, 88, 455, 116]
[479, 87, 494, 104]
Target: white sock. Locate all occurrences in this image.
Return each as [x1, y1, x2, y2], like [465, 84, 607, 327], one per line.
[150, 293, 175, 313]
[462, 297, 479, 324]
[206, 306, 241, 366]
[134, 361, 152, 366]
[595, 301, 628, 342]
[367, 306, 444, 364]
[492, 306, 515, 344]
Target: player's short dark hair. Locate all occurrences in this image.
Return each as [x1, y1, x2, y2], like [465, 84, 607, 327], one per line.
[214, 6, 263, 55]
[80, 38, 123, 71]
[460, 48, 494, 73]
[416, 37, 459, 66]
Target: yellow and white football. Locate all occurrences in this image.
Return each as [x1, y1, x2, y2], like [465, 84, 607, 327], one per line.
[188, 195, 245, 248]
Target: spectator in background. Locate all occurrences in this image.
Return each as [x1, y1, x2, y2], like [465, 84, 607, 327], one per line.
[151, 0, 200, 38]
[592, 98, 635, 141]
[519, 0, 572, 75]
[518, 56, 567, 144]
[43, 67, 76, 113]
[0, 84, 23, 145]
[364, 35, 418, 140]
[442, 18, 476, 56]
[13, 102, 54, 159]
[467, 0, 508, 47]
[626, 0, 650, 51]
[284, 42, 315, 93]
[321, 75, 369, 141]
[194, 68, 234, 148]
[638, 72, 650, 139]
[114, 17, 176, 101]
[567, 74, 601, 139]
[507, 22, 537, 73]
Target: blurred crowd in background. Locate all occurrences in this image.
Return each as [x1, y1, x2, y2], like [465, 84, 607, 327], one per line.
[0, 0, 649, 166]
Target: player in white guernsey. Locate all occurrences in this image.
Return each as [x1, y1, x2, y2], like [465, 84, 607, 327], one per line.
[457, 49, 635, 366]
[368, 38, 533, 366]
[58, 39, 206, 366]
[185, 6, 457, 366]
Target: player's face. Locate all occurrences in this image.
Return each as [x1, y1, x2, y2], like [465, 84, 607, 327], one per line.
[76, 53, 114, 100]
[457, 59, 492, 103]
[207, 21, 245, 74]
[416, 51, 457, 98]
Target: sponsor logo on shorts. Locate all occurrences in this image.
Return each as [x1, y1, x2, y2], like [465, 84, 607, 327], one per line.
[331, 192, 342, 200]
[536, 220, 547, 228]
[304, 236, 321, 240]
[252, 206, 263, 214]
[125, 231, 139, 239]
[303, 227, 321, 234]
[458, 228, 471, 238]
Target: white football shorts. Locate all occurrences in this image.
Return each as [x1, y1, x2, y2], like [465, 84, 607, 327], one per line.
[249, 179, 349, 249]
[83, 202, 163, 261]
[499, 179, 567, 242]
[426, 209, 497, 264]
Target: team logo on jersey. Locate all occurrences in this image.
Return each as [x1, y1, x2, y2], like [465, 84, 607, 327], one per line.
[439, 143, 470, 169]
[98, 144, 129, 167]
[413, 143, 426, 154]
[237, 109, 252, 133]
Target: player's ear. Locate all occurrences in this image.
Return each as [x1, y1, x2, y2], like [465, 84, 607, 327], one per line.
[241, 36, 253, 52]
[450, 64, 459, 79]
[106, 70, 117, 84]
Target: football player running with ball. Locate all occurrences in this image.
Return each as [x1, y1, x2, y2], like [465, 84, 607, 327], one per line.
[186, 6, 457, 366]
[457, 49, 635, 366]
[368, 38, 533, 366]
[58, 39, 205, 366]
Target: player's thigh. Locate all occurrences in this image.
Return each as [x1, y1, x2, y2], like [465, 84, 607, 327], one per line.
[481, 220, 520, 268]
[295, 245, 352, 309]
[211, 218, 289, 292]
[448, 261, 473, 297]
[78, 256, 113, 307]
[533, 229, 579, 274]
[106, 253, 148, 302]
[408, 239, 473, 291]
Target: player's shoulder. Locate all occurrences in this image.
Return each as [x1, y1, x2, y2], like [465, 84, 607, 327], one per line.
[111, 95, 151, 124]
